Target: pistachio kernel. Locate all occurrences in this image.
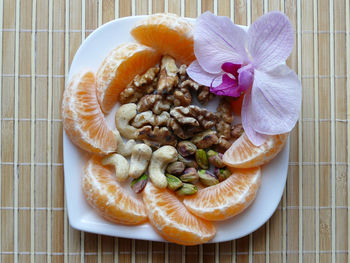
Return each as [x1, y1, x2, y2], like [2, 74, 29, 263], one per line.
[198, 170, 219, 186]
[166, 161, 185, 175]
[207, 150, 225, 168]
[214, 167, 231, 182]
[177, 141, 197, 157]
[178, 154, 199, 169]
[175, 183, 198, 196]
[195, 149, 209, 169]
[180, 168, 199, 183]
[131, 174, 148, 194]
[166, 174, 183, 191]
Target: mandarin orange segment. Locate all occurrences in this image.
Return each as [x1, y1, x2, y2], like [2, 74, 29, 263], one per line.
[183, 168, 261, 221]
[82, 156, 148, 225]
[62, 70, 117, 154]
[96, 43, 161, 113]
[222, 133, 288, 168]
[131, 13, 195, 65]
[142, 183, 216, 245]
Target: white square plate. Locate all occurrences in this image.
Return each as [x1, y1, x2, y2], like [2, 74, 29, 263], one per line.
[63, 15, 289, 243]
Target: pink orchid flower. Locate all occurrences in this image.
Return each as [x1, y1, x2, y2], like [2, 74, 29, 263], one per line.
[187, 11, 302, 146]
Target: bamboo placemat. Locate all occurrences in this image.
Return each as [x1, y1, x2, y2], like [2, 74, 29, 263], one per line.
[0, 0, 349, 262]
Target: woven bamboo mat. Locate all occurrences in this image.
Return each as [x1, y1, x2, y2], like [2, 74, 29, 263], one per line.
[0, 0, 349, 262]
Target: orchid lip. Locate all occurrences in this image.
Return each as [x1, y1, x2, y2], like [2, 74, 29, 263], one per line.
[210, 62, 253, 98]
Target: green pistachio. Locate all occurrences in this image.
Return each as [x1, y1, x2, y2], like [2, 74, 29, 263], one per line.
[178, 154, 199, 169]
[198, 170, 219, 186]
[180, 168, 199, 183]
[195, 149, 209, 169]
[207, 150, 225, 168]
[175, 183, 198, 196]
[177, 141, 197, 157]
[131, 174, 148, 194]
[166, 161, 185, 175]
[214, 168, 231, 182]
[166, 174, 183, 191]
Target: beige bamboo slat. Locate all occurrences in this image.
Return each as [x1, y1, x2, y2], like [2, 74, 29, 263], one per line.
[313, 0, 320, 262]
[334, 0, 348, 262]
[13, 0, 20, 262]
[318, 0, 332, 263]
[35, 2, 49, 263]
[0, 0, 349, 262]
[301, 1, 316, 263]
[29, 0, 36, 262]
[16, 1, 32, 263]
[347, 0, 350, 261]
[0, 0, 2, 260]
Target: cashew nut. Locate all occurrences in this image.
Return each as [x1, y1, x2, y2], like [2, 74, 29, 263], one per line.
[148, 145, 178, 188]
[115, 103, 138, 139]
[102, 153, 129, 182]
[129, 144, 152, 178]
[113, 130, 136, 157]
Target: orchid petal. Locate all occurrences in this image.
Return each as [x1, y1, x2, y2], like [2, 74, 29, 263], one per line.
[242, 64, 301, 136]
[194, 12, 248, 74]
[187, 60, 222, 87]
[241, 90, 268, 146]
[210, 74, 241, 97]
[248, 12, 294, 71]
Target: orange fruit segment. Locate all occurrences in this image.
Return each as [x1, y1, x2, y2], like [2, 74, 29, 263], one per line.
[96, 43, 161, 113]
[142, 183, 216, 245]
[131, 13, 195, 65]
[183, 168, 261, 221]
[62, 70, 117, 154]
[222, 133, 288, 168]
[82, 156, 148, 225]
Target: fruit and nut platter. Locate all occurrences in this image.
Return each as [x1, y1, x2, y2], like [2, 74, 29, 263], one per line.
[62, 12, 301, 245]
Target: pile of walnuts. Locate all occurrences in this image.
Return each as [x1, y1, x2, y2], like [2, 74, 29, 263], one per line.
[119, 55, 243, 152]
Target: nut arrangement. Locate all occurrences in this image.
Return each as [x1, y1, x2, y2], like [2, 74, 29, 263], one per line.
[109, 55, 244, 195]
[119, 55, 242, 151]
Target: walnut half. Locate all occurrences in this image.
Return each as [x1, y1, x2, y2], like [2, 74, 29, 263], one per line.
[156, 55, 179, 94]
[170, 105, 218, 130]
[131, 111, 170, 128]
[119, 66, 159, 104]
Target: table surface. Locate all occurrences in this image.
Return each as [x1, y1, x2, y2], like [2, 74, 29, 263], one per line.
[1, 0, 349, 262]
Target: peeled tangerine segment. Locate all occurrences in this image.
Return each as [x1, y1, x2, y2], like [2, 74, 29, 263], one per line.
[183, 167, 261, 221]
[82, 156, 148, 225]
[131, 13, 195, 65]
[222, 133, 288, 168]
[62, 70, 117, 154]
[96, 42, 161, 113]
[142, 183, 216, 245]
